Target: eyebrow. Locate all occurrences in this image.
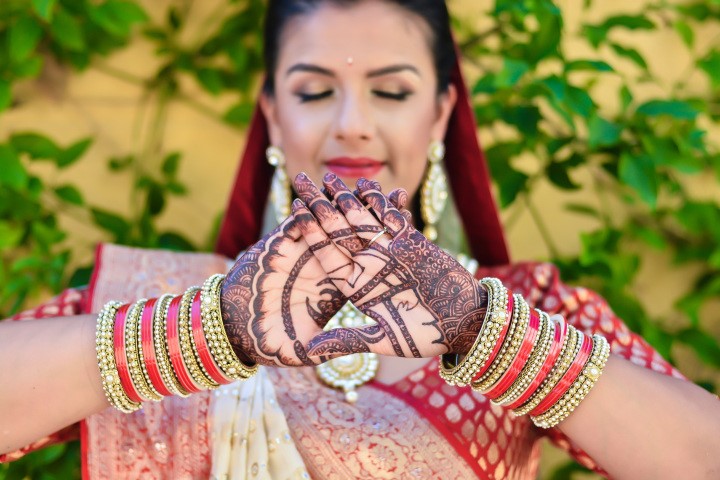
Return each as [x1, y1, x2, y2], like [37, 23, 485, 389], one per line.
[285, 63, 420, 78]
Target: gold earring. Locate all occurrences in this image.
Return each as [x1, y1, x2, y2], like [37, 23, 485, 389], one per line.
[420, 140, 448, 241]
[266, 146, 291, 224]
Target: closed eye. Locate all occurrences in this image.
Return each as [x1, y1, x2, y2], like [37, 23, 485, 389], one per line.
[296, 90, 333, 103]
[372, 90, 412, 101]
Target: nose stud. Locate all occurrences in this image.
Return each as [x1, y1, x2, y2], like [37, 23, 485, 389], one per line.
[346, 56, 354, 66]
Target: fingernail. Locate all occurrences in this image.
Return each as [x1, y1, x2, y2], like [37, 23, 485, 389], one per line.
[323, 172, 336, 182]
[296, 172, 308, 181]
[292, 198, 304, 209]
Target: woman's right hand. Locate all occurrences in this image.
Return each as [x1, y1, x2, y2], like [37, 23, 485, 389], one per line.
[220, 216, 347, 367]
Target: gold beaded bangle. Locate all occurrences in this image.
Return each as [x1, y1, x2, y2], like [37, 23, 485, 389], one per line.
[494, 310, 555, 406]
[201, 274, 258, 380]
[152, 294, 189, 397]
[439, 278, 509, 386]
[178, 286, 219, 390]
[96, 301, 141, 413]
[513, 325, 582, 416]
[472, 293, 530, 392]
[531, 334, 610, 428]
[124, 300, 162, 402]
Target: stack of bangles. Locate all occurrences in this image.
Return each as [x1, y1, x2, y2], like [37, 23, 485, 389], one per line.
[95, 274, 257, 413]
[439, 277, 611, 429]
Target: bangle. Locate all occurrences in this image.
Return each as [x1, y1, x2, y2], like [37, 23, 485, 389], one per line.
[484, 303, 540, 400]
[179, 287, 219, 390]
[191, 289, 233, 384]
[152, 294, 189, 397]
[513, 324, 580, 416]
[494, 310, 555, 405]
[201, 274, 258, 380]
[530, 330, 592, 417]
[126, 300, 163, 402]
[506, 315, 566, 410]
[532, 335, 610, 428]
[166, 293, 204, 394]
[472, 293, 530, 392]
[142, 294, 175, 397]
[113, 303, 143, 404]
[439, 278, 509, 386]
[96, 300, 141, 413]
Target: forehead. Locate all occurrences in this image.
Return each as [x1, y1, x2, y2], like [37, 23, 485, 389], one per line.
[277, 1, 434, 69]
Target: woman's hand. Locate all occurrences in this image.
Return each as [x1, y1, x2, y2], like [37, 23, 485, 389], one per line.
[292, 173, 488, 360]
[220, 216, 346, 367]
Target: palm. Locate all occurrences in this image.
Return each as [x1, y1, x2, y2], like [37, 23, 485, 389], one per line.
[220, 217, 345, 367]
[292, 174, 486, 360]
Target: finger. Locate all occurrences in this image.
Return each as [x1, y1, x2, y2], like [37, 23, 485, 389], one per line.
[293, 172, 363, 255]
[357, 178, 409, 236]
[323, 173, 387, 243]
[387, 188, 413, 224]
[291, 199, 365, 289]
[305, 324, 398, 360]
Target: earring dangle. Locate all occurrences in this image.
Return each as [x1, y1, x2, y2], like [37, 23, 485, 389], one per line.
[420, 140, 448, 241]
[266, 146, 292, 224]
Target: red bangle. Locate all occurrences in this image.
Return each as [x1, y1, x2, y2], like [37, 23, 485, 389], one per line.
[113, 304, 144, 404]
[530, 331, 593, 417]
[190, 290, 232, 384]
[506, 316, 566, 410]
[485, 307, 541, 400]
[140, 297, 174, 397]
[166, 295, 202, 394]
[472, 292, 514, 381]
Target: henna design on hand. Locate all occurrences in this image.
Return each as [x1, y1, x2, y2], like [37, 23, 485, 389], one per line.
[293, 173, 488, 359]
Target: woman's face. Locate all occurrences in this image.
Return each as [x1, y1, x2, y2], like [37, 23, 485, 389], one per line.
[261, 0, 456, 200]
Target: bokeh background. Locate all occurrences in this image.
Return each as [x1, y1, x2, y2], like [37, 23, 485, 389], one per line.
[1, 0, 718, 478]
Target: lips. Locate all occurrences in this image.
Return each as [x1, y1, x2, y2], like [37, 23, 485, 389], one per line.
[324, 157, 385, 179]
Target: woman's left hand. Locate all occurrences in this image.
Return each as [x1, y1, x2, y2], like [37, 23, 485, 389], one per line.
[292, 173, 487, 360]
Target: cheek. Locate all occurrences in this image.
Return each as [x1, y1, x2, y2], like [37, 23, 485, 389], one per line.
[277, 105, 330, 181]
[383, 108, 436, 198]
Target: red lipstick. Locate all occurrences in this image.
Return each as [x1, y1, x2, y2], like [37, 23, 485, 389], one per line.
[324, 157, 385, 179]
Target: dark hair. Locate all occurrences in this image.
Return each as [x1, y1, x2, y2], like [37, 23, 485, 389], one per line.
[262, 0, 456, 95]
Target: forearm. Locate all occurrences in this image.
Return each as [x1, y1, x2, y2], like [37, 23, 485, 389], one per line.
[559, 355, 720, 479]
[0, 315, 108, 455]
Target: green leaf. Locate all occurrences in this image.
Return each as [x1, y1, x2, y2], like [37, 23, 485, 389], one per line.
[0, 146, 28, 189]
[90, 0, 148, 37]
[610, 43, 648, 70]
[0, 221, 24, 249]
[674, 20, 694, 48]
[619, 153, 657, 208]
[54, 185, 84, 205]
[636, 100, 699, 120]
[50, 9, 85, 51]
[146, 182, 165, 216]
[32, 0, 57, 21]
[547, 161, 581, 190]
[161, 152, 181, 176]
[494, 58, 529, 88]
[0, 80, 11, 112]
[57, 138, 92, 167]
[69, 265, 93, 288]
[223, 103, 254, 127]
[91, 208, 130, 238]
[565, 85, 594, 118]
[588, 114, 622, 148]
[698, 51, 720, 89]
[158, 232, 195, 251]
[620, 85, 633, 111]
[9, 16, 44, 62]
[10, 133, 61, 160]
[602, 14, 655, 31]
[565, 202, 601, 219]
[565, 59, 614, 73]
[677, 328, 720, 368]
[500, 105, 541, 136]
[196, 68, 225, 95]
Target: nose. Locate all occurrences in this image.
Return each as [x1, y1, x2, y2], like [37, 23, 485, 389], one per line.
[332, 91, 374, 144]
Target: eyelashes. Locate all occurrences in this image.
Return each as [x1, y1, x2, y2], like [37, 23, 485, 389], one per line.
[295, 90, 413, 103]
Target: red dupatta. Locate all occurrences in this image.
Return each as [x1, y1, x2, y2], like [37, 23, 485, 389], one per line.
[215, 58, 510, 266]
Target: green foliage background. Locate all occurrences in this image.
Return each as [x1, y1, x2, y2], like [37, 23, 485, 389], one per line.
[0, 0, 718, 478]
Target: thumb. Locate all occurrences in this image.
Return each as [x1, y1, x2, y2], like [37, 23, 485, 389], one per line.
[305, 324, 395, 362]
